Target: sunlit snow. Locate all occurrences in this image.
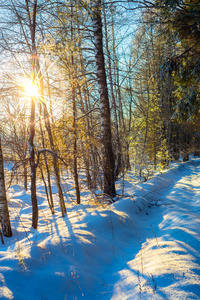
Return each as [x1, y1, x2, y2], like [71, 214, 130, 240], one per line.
[0, 158, 200, 299]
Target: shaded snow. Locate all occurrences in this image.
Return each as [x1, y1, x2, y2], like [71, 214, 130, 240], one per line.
[0, 159, 200, 299]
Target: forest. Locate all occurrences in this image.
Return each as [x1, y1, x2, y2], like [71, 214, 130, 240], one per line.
[0, 1, 200, 298]
[1, 0, 199, 233]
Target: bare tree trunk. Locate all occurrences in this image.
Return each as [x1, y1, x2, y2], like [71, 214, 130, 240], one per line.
[0, 137, 12, 237]
[92, 0, 116, 196]
[77, 45, 94, 189]
[29, 95, 38, 229]
[43, 102, 66, 216]
[36, 60, 66, 216]
[27, 0, 38, 229]
[38, 102, 54, 214]
[103, 3, 121, 179]
[39, 166, 54, 214]
[77, 83, 93, 189]
[71, 1, 81, 204]
[72, 88, 81, 204]
[23, 163, 28, 191]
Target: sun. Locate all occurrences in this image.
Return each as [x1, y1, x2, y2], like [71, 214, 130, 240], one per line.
[23, 80, 39, 98]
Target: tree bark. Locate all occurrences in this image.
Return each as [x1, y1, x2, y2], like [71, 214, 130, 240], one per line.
[23, 163, 28, 191]
[71, 1, 81, 204]
[0, 137, 12, 237]
[92, 0, 116, 196]
[28, 0, 38, 229]
[103, 3, 121, 179]
[36, 60, 66, 216]
[38, 102, 54, 214]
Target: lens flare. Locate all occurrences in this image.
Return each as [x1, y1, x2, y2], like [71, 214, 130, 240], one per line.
[23, 80, 39, 97]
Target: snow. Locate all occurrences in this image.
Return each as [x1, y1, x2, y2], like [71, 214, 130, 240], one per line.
[1, 159, 200, 299]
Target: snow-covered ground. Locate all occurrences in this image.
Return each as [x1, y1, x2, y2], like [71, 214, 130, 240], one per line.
[0, 158, 200, 299]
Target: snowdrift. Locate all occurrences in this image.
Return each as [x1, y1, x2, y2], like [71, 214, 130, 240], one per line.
[0, 159, 200, 299]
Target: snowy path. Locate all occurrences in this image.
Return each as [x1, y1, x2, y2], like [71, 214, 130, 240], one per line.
[0, 160, 200, 299]
[112, 161, 200, 299]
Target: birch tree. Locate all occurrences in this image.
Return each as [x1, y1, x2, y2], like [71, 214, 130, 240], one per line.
[92, 0, 116, 196]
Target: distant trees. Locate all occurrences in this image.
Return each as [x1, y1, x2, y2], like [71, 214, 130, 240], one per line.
[154, 0, 200, 159]
[123, 3, 200, 178]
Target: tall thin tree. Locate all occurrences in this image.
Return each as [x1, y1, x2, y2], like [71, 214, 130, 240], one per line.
[26, 0, 38, 228]
[0, 137, 12, 237]
[92, 0, 116, 196]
